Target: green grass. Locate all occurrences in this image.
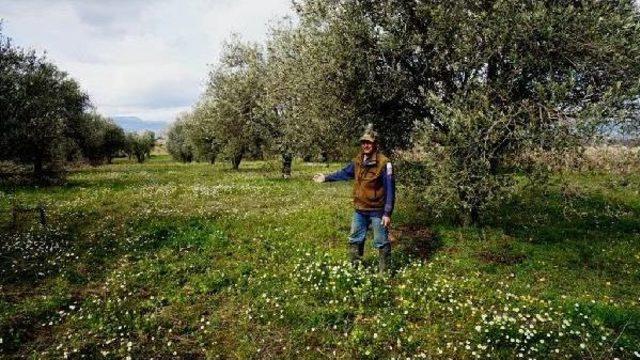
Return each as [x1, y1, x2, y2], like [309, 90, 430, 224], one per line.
[1, 155, 639, 359]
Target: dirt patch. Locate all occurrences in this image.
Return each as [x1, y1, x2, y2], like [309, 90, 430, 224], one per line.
[477, 242, 527, 265]
[391, 225, 441, 260]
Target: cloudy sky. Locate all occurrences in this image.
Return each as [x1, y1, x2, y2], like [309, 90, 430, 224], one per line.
[0, 0, 294, 123]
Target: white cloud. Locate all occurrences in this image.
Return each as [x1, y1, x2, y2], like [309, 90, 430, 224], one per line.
[0, 0, 293, 123]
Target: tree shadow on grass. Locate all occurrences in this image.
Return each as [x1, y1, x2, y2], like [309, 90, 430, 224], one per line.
[0, 217, 197, 288]
[0, 172, 148, 195]
[0, 216, 228, 356]
[475, 185, 640, 278]
[483, 186, 640, 349]
[62, 176, 146, 190]
[486, 187, 640, 244]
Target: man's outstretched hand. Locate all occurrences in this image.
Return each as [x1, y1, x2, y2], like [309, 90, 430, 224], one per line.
[313, 173, 325, 183]
[381, 215, 391, 229]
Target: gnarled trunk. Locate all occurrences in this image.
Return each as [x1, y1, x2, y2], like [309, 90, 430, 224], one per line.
[231, 150, 243, 170]
[282, 152, 293, 178]
[33, 158, 44, 180]
[321, 151, 329, 163]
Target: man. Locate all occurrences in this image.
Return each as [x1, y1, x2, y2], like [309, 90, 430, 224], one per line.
[313, 125, 395, 274]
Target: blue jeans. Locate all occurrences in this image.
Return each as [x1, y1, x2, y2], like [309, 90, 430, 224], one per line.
[348, 211, 390, 249]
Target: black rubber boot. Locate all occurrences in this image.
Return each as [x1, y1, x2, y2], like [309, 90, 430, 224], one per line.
[349, 242, 364, 267]
[378, 243, 391, 275]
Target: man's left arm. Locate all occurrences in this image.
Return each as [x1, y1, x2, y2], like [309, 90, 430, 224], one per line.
[382, 162, 395, 227]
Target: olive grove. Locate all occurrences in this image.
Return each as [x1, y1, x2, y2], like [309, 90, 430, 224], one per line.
[168, 0, 640, 225]
[0, 26, 132, 182]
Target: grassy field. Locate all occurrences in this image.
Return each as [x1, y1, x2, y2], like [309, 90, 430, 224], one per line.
[1, 155, 639, 359]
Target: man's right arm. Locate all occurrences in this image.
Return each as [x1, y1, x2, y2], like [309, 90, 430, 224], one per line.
[324, 162, 355, 182]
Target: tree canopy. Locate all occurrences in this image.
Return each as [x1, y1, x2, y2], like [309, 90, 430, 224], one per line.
[1, 26, 129, 182]
[58, 0, 639, 224]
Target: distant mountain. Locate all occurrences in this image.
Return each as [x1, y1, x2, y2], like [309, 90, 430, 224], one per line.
[112, 116, 167, 136]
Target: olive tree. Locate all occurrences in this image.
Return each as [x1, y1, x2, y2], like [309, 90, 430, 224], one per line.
[0, 27, 90, 181]
[66, 112, 127, 165]
[291, 0, 422, 153]
[416, 0, 640, 224]
[201, 37, 269, 170]
[101, 120, 128, 164]
[183, 101, 222, 164]
[166, 113, 195, 163]
[126, 131, 155, 163]
[293, 0, 640, 225]
[262, 21, 356, 177]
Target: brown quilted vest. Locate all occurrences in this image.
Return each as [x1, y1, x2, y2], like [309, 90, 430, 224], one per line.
[353, 151, 389, 211]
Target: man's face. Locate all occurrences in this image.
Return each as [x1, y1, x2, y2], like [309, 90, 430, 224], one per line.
[361, 140, 374, 155]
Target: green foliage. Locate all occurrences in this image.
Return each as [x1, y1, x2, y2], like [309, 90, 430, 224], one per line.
[0, 26, 125, 181]
[185, 23, 364, 175]
[261, 21, 356, 173]
[125, 131, 155, 163]
[66, 112, 128, 165]
[184, 104, 222, 164]
[0, 28, 89, 182]
[101, 120, 128, 164]
[291, 0, 640, 225]
[291, 0, 430, 152]
[415, 0, 640, 224]
[201, 36, 269, 170]
[166, 113, 195, 163]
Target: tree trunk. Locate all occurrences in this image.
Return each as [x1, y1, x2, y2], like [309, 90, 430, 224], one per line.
[282, 152, 293, 178]
[469, 204, 480, 227]
[321, 151, 329, 163]
[33, 158, 43, 180]
[458, 188, 481, 227]
[231, 150, 243, 170]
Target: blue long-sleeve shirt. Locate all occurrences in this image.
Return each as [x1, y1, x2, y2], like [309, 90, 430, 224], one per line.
[325, 160, 396, 217]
